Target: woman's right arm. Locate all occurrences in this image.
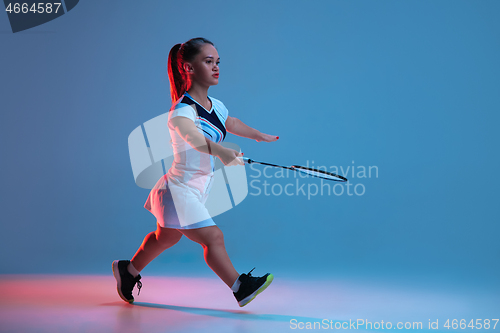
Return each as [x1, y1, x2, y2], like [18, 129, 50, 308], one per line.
[170, 116, 244, 166]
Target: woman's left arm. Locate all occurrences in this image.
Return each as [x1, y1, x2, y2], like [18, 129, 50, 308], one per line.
[226, 116, 279, 142]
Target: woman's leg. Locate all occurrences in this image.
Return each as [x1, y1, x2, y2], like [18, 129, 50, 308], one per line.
[130, 222, 183, 272]
[179, 226, 240, 288]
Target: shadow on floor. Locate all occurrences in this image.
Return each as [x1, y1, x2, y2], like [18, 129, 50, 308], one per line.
[101, 301, 324, 322]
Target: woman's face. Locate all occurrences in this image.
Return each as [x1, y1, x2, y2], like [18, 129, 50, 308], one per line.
[186, 43, 220, 87]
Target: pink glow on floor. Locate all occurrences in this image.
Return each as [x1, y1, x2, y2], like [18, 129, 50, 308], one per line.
[0, 274, 497, 333]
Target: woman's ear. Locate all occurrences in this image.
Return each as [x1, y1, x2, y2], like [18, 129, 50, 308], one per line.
[183, 62, 193, 73]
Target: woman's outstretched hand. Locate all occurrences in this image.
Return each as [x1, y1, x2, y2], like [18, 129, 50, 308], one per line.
[256, 133, 279, 143]
[217, 147, 244, 166]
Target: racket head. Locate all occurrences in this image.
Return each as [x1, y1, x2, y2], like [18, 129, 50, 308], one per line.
[291, 165, 348, 182]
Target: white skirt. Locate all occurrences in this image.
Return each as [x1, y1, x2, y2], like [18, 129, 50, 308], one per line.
[144, 174, 216, 229]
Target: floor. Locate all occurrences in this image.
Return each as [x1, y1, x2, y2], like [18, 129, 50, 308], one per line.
[0, 273, 498, 333]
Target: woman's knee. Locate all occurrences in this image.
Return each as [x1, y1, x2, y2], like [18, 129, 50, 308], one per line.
[155, 224, 183, 247]
[205, 227, 225, 247]
[181, 226, 225, 247]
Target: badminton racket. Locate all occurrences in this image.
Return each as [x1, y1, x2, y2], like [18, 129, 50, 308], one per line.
[242, 157, 348, 182]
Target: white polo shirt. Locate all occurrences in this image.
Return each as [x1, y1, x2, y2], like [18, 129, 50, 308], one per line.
[166, 91, 229, 194]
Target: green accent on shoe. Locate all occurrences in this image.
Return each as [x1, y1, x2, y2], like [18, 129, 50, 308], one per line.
[239, 274, 274, 307]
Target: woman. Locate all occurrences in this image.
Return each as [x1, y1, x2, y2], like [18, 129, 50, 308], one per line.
[112, 37, 279, 307]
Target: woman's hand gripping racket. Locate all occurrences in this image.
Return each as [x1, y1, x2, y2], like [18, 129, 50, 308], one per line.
[242, 157, 348, 182]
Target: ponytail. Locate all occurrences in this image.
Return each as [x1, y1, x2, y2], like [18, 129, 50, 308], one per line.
[167, 43, 186, 105]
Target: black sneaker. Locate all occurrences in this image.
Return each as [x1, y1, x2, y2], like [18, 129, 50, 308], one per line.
[233, 267, 274, 307]
[112, 260, 142, 303]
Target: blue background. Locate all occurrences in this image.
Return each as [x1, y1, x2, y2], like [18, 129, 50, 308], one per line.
[1, 0, 498, 290]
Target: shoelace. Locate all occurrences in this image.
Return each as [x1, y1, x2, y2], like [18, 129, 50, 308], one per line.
[246, 267, 256, 277]
[135, 278, 142, 295]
